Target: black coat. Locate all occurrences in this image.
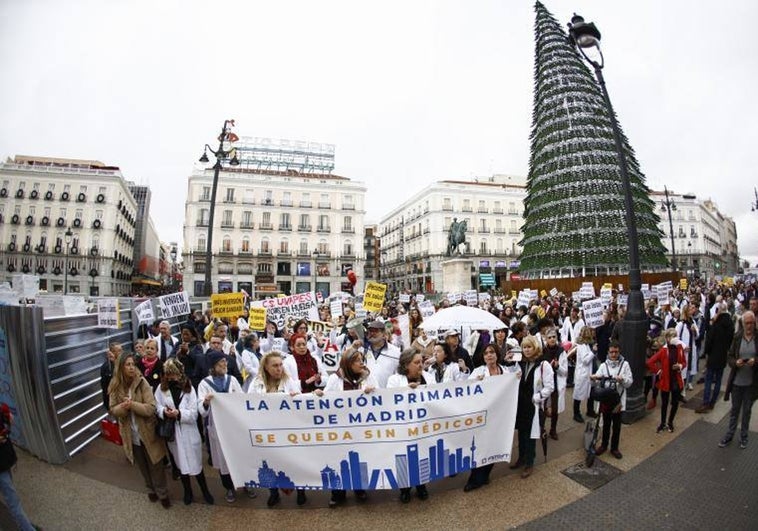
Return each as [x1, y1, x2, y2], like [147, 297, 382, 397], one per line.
[704, 313, 734, 370]
[100, 359, 114, 411]
[515, 360, 539, 431]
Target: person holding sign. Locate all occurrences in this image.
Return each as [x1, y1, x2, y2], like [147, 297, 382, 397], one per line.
[324, 345, 377, 507]
[248, 351, 300, 507]
[197, 351, 245, 504]
[387, 349, 432, 503]
[283, 333, 328, 398]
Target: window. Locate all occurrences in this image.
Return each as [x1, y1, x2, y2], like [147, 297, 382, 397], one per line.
[98, 186, 106, 195]
[343, 216, 353, 231]
[48, 183, 55, 192]
[222, 210, 233, 226]
[283, 192, 291, 206]
[509, 201, 516, 214]
[343, 194, 354, 209]
[496, 238, 503, 252]
[225, 188, 235, 202]
[261, 239, 270, 253]
[343, 241, 353, 256]
[318, 214, 329, 230]
[264, 190, 273, 205]
[258, 262, 272, 273]
[201, 186, 210, 200]
[63, 184, 71, 192]
[496, 219, 503, 231]
[280, 213, 291, 229]
[58, 207, 66, 217]
[280, 240, 289, 253]
[480, 240, 487, 253]
[33, 182, 40, 192]
[199, 208, 209, 224]
[510, 220, 517, 232]
[29, 206, 36, 216]
[79, 185, 87, 193]
[301, 192, 311, 207]
[96, 210, 103, 220]
[44, 207, 51, 217]
[463, 199, 471, 211]
[299, 214, 310, 228]
[262, 212, 271, 227]
[443, 197, 452, 210]
[75, 209, 83, 220]
[243, 189, 254, 204]
[478, 200, 486, 212]
[222, 237, 231, 252]
[197, 236, 206, 250]
[317, 241, 329, 254]
[242, 211, 252, 227]
[241, 237, 250, 252]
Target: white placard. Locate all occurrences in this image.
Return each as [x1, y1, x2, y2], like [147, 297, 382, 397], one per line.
[134, 299, 155, 325]
[98, 298, 121, 328]
[11, 274, 40, 299]
[549, 287, 558, 297]
[465, 290, 478, 307]
[398, 293, 411, 304]
[600, 287, 612, 308]
[582, 298, 605, 328]
[618, 294, 629, 307]
[330, 299, 343, 318]
[355, 302, 367, 320]
[415, 294, 425, 303]
[447, 292, 461, 304]
[579, 282, 595, 300]
[158, 291, 191, 318]
[419, 301, 436, 319]
[252, 292, 319, 329]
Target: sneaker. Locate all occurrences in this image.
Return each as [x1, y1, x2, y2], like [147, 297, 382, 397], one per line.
[718, 437, 732, 448]
[740, 439, 748, 450]
[225, 489, 236, 503]
[666, 423, 674, 433]
[656, 425, 665, 433]
[687, 383, 694, 391]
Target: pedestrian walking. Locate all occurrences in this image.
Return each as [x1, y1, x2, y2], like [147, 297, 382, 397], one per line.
[696, 307, 734, 413]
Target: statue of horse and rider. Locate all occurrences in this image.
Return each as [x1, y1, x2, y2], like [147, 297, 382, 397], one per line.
[446, 218, 467, 257]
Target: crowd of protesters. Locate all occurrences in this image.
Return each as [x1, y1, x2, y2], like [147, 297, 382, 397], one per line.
[95, 275, 757, 510]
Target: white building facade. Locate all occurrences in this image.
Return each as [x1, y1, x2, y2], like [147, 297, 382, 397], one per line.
[0, 156, 138, 296]
[379, 175, 527, 294]
[653, 190, 739, 279]
[182, 166, 367, 297]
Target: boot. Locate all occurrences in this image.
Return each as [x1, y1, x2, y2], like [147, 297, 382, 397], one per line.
[181, 475, 194, 505]
[195, 471, 215, 505]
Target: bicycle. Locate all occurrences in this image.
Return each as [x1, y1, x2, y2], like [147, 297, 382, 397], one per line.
[583, 376, 621, 467]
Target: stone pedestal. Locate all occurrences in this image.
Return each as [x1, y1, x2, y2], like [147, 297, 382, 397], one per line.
[441, 258, 473, 294]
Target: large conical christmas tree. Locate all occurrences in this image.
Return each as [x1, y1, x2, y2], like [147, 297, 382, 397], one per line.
[519, 2, 667, 277]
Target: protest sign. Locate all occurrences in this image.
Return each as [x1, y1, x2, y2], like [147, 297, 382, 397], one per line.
[679, 278, 688, 290]
[158, 291, 191, 318]
[516, 290, 531, 309]
[415, 294, 425, 303]
[397, 313, 411, 351]
[134, 299, 154, 325]
[618, 294, 629, 307]
[213, 377, 519, 491]
[582, 298, 605, 328]
[11, 274, 39, 299]
[211, 292, 245, 319]
[249, 307, 267, 331]
[579, 282, 595, 300]
[465, 290, 478, 307]
[419, 301, 436, 319]
[398, 293, 411, 304]
[571, 291, 582, 301]
[540, 289, 547, 298]
[549, 287, 558, 297]
[330, 299, 343, 318]
[355, 302, 367, 320]
[253, 292, 319, 329]
[600, 287, 612, 308]
[656, 284, 670, 307]
[98, 298, 120, 329]
[364, 282, 387, 313]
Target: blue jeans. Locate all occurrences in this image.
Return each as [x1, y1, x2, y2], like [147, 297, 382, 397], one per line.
[0, 470, 35, 531]
[726, 384, 754, 442]
[702, 367, 724, 406]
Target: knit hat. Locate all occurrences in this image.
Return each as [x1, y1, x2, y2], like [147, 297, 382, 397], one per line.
[207, 349, 226, 368]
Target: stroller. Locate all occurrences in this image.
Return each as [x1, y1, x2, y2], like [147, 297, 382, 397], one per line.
[583, 376, 622, 467]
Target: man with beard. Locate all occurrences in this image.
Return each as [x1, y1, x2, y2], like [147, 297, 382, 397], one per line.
[364, 321, 401, 388]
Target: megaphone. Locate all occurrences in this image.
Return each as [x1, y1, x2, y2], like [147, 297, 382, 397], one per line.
[347, 317, 365, 341]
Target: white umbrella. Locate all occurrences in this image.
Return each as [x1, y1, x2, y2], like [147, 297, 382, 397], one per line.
[419, 306, 506, 331]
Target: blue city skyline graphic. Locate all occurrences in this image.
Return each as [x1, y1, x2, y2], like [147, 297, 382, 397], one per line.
[245, 437, 477, 490]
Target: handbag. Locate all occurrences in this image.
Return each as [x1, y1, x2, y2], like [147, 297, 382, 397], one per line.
[100, 418, 123, 446]
[156, 417, 176, 442]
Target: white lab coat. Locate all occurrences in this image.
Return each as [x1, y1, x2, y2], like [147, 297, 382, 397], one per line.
[675, 320, 699, 380]
[197, 375, 243, 476]
[365, 342, 401, 388]
[283, 352, 329, 389]
[324, 372, 379, 392]
[592, 358, 633, 412]
[572, 343, 595, 401]
[155, 385, 202, 475]
[529, 360, 554, 438]
[386, 372, 431, 389]
[425, 362, 464, 384]
[248, 376, 300, 395]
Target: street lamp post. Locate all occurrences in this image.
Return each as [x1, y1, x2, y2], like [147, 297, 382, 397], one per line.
[170, 246, 178, 292]
[751, 187, 758, 211]
[661, 186, 678, 273]
[198, 120, 240, 297]
[568, 13, 648, 423]
[64, 227, 73, 295]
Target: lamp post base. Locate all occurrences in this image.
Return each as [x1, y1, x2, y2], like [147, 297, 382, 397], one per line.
[619, 303, 649, 424]
[622, 388, 647, 424]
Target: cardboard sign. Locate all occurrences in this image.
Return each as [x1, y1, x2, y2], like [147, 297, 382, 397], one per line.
[549, 287, 558, 297]
[419, 301, 436, 319]
[363, 282, 387, 313]
[329, 299, 343, 318]
[511, 290, 517, 299]
[98, 298, 121, 329]
[416, 294, 425, 303]
[398, 293, 411, 304]
[656, 283, 670, 307]
[134, 299, 154, 325]
[540, 289, 548, 298]
[679, 278, 688, 290]
[579, 282, 595, 300]
[253, 292, 319, 329]
[248, 307, 267, 331]
[158, 291, 191, 318]
[600, 287, 612, 308]
[211, 292, 245, 319]
[582, 298, 605, 328]
[465, 290, 478, 307]
[618, 294, 629, 307]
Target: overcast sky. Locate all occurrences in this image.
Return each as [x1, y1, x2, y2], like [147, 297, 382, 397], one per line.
[2, 0, 757, 265]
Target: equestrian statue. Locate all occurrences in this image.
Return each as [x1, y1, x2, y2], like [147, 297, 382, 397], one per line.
[446, 218, 467, 257]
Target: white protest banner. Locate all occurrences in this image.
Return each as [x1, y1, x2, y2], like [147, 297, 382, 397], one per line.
[656, 284, 670, 307]
[618, 294, 629, 307]
[447, 292, 460, 304]
[549, 287, 558, 297]
[516, 290, 531, 309]
[641, 283, 652, 300]
[134, 299, 155, 325]
[478, 292, 491, 303]
[213, 377, 519, 491]
[582, 298, 605, 328]
[580, 282, 595, 300]
[398, 293, 411, 304]
[600, 287, 612, 308]
[98, 298, 121, 329]
[355, 302, 367, 320]
[465, 290, 478, 307]
[530, 289, 539, 301]
[571, 291, 582, 301]
[415, 294, 425, 303]
[330, 299, 343, 318]
[419, 301, 436, 319]
[158, 291, 191, 318]
[253, 292, 319, 329]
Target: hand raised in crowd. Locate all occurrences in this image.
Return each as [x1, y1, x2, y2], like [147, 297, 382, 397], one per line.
[313, 389, 324, 397]
[363, 386, 375, 394]
[203, 392, 214, 407]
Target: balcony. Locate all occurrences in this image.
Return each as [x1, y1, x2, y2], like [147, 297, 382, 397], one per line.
[423, 228, 430, 234]
[493, 228, 506, 234]
[199, 196, 210, 202]
[259, 249, 272, 256]
[300, 201, 312, 208]
[478, 227, 491, 233]
[222, 198, 235, 204]
[218, 248, 234, 256]
[477, 208, 488, 213]
[493, 208, 504, 214]
[508, 210, 519, 215]
[317, 226, 331, 233]
[297, 249, 310, 257]
[298, 225, 312, 232]
[442, 205, 453, 211]
[195, 245, 206, 253]
[241, 198, 255, 205]
[508, 229, 520, 234]
[277, 250, 292, 256]
[220, 221, 235, 228]
[341, 227, 355, 234]
[279, 224, 292, 231]
[238, 249, 253, 255]
[240, 222, 254, 229]
[342, 204, 355, 210]
[314, 251, 331, 258]
[281, 200, 293, 207]
[195, 220, 209, 227]
[343, 251, 356, 258]
[462, 207, 473, 212]
[259, 224, 273, 231]
[318, 202, 331, 209]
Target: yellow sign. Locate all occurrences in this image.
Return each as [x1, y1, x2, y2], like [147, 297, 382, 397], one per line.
[211, 292, 245, 319]
[679, 278, 688, 290]
[540, 290, 547, 298]
[363, 281, 387, 312]
[249, 307, 267, 331]
[511, 290, 517, 298]
[536, 306, 546, 318]
[603, 283, 612, 289]
[723, 277, 734, 287]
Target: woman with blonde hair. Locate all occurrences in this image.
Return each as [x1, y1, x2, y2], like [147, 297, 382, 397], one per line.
[249, 351, 301, 507]
[155, 359, 214, 505]
[567, 326, 596, 423]
[109, 352, 170, 508]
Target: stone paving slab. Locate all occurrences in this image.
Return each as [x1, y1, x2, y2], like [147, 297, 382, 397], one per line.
[519, 416, 758, 531]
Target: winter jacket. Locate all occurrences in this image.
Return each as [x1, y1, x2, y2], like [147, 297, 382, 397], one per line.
[646, 343, 686, 393]
[704, 312, 734, 370]
[109, 376, 167, 466]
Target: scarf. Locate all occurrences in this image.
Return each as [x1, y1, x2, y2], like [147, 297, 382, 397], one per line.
[431, 362, 446, 383]
[294, 353, 318, 392]
[141, 356, 158, 377]
[211, 374, 228, 392]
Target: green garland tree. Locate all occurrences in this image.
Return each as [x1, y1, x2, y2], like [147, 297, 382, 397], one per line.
[519, 2, 667, 277]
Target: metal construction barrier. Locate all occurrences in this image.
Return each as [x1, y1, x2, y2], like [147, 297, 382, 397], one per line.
[0, 298, 185, 464]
